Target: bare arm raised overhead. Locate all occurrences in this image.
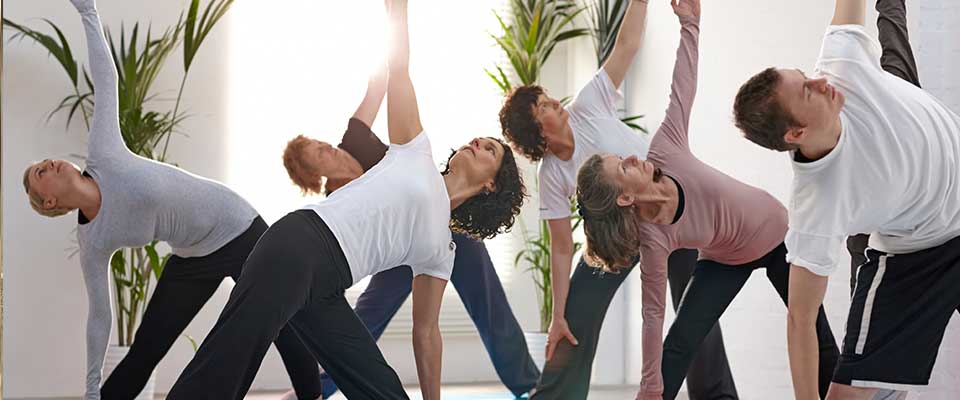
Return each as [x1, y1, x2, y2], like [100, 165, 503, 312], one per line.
[832, 0, 865, 26]
[352, 60, 389, 128]
[386, 0, 423, 145]
[602, 0, 649, 89]
[386, 2, 444, 399]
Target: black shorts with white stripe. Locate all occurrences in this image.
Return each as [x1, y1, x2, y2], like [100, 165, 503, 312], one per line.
[833, 234, 960, 391]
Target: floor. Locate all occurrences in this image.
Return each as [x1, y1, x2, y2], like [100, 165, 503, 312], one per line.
[239, 384, 687, 399]
[16, 385, 687, 400]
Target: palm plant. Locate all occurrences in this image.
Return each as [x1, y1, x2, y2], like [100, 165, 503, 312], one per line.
[587, 0, 646, 133]
[3, 0, 233, 346]
[587, 0, 627, 67]
[514, 200, 583, 332]
[486, 0, 589, 91]
[490, 0, 650, 332]
[487, 0, 589, 333]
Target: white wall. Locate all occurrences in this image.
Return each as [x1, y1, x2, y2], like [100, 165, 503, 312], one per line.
[5, 0, 958, 398]
[3, 0, 542, 397]
[620, 0, 960, 398]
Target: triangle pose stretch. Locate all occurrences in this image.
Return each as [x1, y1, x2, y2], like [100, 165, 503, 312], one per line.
[734, 0, 960, 398]
[499, 1, 737, 398]
[280, 62, 538, 399]
[164, 0, 526, 398]
[571, 1, 837, 399]
[21, 1, 325, 399]
[19, 0, 960, 399]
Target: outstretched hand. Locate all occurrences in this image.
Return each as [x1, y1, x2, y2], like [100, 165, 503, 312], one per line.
[671, 0, 700, 23]
[69, 0, 97, 13]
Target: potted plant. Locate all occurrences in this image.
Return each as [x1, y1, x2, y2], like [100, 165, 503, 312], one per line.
[4, 1, 231, 398]
[486, 0, 588, 369]
[513, 200, 583, 369]
[489, 0, 646, 369]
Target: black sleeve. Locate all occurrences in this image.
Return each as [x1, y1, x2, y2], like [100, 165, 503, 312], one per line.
[338, 118, 389, 171]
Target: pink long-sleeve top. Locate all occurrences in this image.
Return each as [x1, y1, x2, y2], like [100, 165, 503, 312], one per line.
[634, 18, 788, 398]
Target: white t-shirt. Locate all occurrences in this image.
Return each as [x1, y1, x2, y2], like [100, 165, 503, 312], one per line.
[304, 132, 457, 283]
[786, 25, 960, 276]
[538, 68, 652, 220]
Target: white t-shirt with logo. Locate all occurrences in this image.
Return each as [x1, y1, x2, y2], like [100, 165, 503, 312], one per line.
[786, 25, 960, 276]
[304, 132, 457, 283]
[538, 68, 652, 220]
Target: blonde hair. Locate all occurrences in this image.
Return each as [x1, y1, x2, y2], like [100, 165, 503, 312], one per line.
[23, 162, 72, 218]
[282, 135, 325, 195]
[576, 154, 643, 271]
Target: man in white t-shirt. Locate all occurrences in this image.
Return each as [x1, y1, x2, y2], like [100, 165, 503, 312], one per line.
[734, 0, 960, 398]
[499, 1, 737, 398]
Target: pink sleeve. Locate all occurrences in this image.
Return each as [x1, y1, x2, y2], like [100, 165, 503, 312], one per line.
[654, 18, 700, 152]
[638, 244, 669, 398]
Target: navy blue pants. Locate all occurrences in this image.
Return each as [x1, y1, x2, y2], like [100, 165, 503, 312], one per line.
[322, 233, 540, 397]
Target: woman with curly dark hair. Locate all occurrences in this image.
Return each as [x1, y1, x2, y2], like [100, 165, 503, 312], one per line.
[278, 49, 536, 400]
[166, 1, 525, 399]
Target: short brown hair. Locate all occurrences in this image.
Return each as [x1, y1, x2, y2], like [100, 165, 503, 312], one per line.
[734, 67, 799, 151]
[575, 154, 642, 271]
[282, 135, 324, 195]
[499, 85, 547, 162]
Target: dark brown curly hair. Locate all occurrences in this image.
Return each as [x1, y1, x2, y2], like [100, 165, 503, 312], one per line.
[441, 138, 527, 240]
[734, 67, 800, 152]
[499, 85, 548, 162]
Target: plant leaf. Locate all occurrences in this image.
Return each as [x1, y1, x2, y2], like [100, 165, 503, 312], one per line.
[3, 18, 80, 88]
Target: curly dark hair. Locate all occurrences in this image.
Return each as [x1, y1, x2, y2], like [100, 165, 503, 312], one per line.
[499, 85, 548, 162]
[734, 67, 800, 152]
[441, 138, 527, 240]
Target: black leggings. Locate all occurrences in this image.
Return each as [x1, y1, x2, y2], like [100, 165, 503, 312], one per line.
[167, 210, 407, 400]
[533, 249, 738, 400]
[100, 216, 322, 400]
[661, 244, 840, 400]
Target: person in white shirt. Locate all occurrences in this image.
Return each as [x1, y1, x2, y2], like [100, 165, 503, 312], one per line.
[734, 0, 960, 398]
[498, 1, 736, 398]
[165, 1, 526, 399]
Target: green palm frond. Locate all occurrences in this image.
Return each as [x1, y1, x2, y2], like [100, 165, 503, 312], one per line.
[488, 0, 589, 89]
[108, 22, 181, 125]
[3, 18, 80, 86]
[183, 0, 233, 73]
[3, 18, 93, 128]
[587, 0, 629, 66]
[621, 114, 648, 133]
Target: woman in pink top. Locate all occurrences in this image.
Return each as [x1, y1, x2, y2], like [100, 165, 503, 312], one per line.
[574, 1, 838, 399]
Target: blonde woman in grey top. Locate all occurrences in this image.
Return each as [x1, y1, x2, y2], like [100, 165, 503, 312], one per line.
[21, 1, 323, 398]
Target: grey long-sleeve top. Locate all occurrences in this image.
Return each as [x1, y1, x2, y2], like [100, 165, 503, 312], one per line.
[71, 3, 257, 398]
